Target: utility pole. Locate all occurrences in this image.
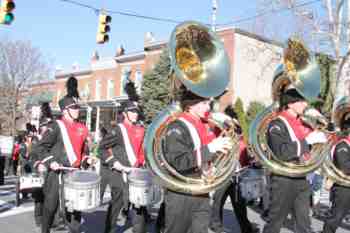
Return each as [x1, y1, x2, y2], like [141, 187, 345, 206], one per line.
[211, 0, 217, 31]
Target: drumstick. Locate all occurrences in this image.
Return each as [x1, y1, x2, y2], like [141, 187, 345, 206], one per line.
[57, 166, 79, 171]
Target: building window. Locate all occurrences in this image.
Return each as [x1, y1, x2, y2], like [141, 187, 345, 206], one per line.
[81, 83, 90, 100]
[107, 79, 115, 99]
[120, 67, 131, 96]
[95, 80, 101, 100]
[135, 69, 143, 94]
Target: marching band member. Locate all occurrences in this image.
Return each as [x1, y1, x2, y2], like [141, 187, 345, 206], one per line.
[31, 76, 92, 233]
[99, 82, 147, 233]
[322, 113, 350, 233]
[262, 87, 327, 233]
[162, 90, 233, 233]
[209, 105, 257, 233]
[30, 102, 54, 228]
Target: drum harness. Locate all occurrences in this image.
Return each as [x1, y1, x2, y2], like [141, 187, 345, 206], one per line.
[232, 165, 265, 203]
[57, 166, 79, 230]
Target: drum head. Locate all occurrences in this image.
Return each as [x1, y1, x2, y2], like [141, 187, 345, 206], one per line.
[65, 171, 100, 185]
[128, 168, 153, 185]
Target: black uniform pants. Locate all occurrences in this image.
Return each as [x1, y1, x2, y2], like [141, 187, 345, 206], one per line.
[32, 188, 44, 225]
[103, 168, 124, 233]
[323, 185, 350, 233]
[12, 159, 18, 176]
[102, 166, 147, 233]
[165, 190, 210, 233]
[41, 171, 81, 233]
[0, 156, 5, 185]
[210, 179, 253, 233]
[262, 175, 312, 233]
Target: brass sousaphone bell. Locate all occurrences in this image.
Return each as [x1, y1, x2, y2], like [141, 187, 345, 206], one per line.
[249, 38, 334, 177]
[144, 21, 239, 195]
[322, 96, 350, 187]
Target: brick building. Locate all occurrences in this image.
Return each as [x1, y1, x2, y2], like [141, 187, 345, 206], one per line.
[40, 27, 283, 139]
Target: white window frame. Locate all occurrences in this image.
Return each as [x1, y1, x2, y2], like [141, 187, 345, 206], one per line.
[135, 69, 143, 94]
[120, 67, 131, 96]
[95, 80, 101, 101]
[107, 79, 115, 99]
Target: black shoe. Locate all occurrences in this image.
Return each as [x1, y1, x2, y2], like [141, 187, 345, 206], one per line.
[121, 207, 130, 220]
[261, 210, 269, 221]
[209, 225, 224, 233]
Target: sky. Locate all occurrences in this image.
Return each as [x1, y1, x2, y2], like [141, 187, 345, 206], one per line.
[0, 0, 323, 75]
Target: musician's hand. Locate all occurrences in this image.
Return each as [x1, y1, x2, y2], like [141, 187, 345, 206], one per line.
[305, 131, 327, 145]
[123, 167, 132, 173]
[113, 161, 125, 171]
[49, 161, 60, 171]
[37, 163, 47, 173]
[208, 136, 233, 154]
[211, 112, 231, 124]
[304, 108, 323, 118]
[86, 156, 98, 165]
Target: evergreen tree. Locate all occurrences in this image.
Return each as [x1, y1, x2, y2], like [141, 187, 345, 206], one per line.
[234, 97, 249, 142]
[246, 101, 266, 126]
[315, 53, 336, 117]
[140, 49, 172, 125]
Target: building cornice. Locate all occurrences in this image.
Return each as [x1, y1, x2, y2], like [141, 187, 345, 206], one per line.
[91, 57, 117, 71]
[115, 51, 145, 63]
[55, 69, 92, 80]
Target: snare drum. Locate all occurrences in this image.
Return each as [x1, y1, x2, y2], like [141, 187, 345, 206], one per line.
[19, 174, 44, 190]
[127, 168, 162, 206]
[63, 170, 101, 211]
[239, 168, 266, 201]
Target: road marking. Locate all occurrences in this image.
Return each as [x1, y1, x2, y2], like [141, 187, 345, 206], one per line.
[0, 184, 15, 189]
[0, 201, 34, 218]
[0, 190, 15, 196]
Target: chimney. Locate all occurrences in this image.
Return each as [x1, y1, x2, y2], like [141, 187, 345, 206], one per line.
[144, 32, 155, 45]
[55, 65, 63, 74]
[116, 45, 125, 57]
[72, 62, 79, 70]
[91, 50, 99, 62]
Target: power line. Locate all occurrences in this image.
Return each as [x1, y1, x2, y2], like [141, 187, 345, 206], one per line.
[216, 0, 322, 27]
[58, 0, 322, 27]
[58, 0, 181, 24]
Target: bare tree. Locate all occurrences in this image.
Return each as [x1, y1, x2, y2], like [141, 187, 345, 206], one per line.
[254, 0, 350, 115]
[0, 39, 50, 135]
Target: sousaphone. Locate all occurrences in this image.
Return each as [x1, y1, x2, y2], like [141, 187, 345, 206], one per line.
[322, 96, 350, 187]
[249, 38, 335, 177]
[144, 21, 239, 195]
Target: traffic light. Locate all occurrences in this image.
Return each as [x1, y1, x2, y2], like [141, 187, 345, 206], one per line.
[0, 0, 15, 25]
[96, 13, 112, 44]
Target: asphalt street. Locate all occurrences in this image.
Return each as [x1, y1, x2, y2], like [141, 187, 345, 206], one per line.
[0, 175, 349, 233]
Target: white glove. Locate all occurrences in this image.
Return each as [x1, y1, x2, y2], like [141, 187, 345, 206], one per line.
[207, 136, 233, 153]
[113, 161, 124, 171]
[37, 164, 47, 173]
[211, 112, 231, 124]
[304, 108, 323, 118]
[305, 131, 327, 145]
[113, 161, 132, 173]
[49, 161, 60, 171]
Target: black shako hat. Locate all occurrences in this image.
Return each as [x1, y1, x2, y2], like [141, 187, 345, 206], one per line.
[39, 102, 53, 127]
[121, 101, 140, 113]
[59, 76, 80, 111]
[180, 89, 209, 110]
[280, 88, 305, 107]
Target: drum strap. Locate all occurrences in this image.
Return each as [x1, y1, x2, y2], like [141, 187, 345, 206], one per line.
[56, 120, 78, 166]
[178, 117, 202, 168]
[118, 124, 137, 166]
